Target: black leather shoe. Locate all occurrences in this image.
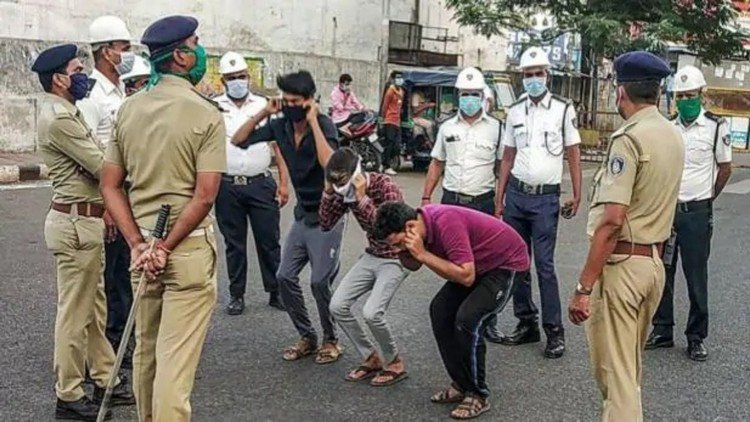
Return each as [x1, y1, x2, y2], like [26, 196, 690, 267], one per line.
[92, 379, 136, 407]
[485, 325, 504, 344]
[544, 327, 565, 359]
[687, 340, 708, 362]
[499, 322, 540, 346]
[645, 331, 674, 350]
[269, 293, 285, 311]
[226, 297, 245, 315]
[56, 396, 111, 420]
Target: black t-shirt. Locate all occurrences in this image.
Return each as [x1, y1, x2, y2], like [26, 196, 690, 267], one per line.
[239, 114, 339, 225]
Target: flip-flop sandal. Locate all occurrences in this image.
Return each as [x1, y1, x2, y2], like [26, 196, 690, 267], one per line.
[431, 386, 465, 404]
[345, 365, 382, 382]
[314, 343, 342, 365]
[449, 397, 491, 420]
[370, 370, 409, 387]
[282, 341, 315, 361]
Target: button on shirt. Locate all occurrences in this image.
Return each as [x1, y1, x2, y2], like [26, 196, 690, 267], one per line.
[431, 112, 502, 196]
[214, 93, 272, 177]
[674, 110, 732, 202]
[503, 92, 581, 185]
[78, 69, 125, 145]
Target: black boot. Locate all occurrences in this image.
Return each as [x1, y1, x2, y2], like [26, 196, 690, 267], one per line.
[92, 376, 136, 407]
[645, 329, 674, 350]
[543, 325, 565, 359]
[56, 396, 110, 421]
[226, 296, 245, 315]
[687, 339, 708, 361]
[268, 292, 285, 311]
[499, 321, 540, 346]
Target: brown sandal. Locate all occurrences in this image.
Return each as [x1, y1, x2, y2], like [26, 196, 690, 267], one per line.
[450, 396, 491, 420]
[345, 365, 382, 382]
[431, 384, 465, 404]
[314, 341, 342, 364]
[282, 338, 316, 361]
[370, 369, 409, 387]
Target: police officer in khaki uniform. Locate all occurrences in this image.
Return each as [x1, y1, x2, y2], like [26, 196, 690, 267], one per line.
[33, 44, 134, 421]
[100, 16, 226, 421]
[568, 52, 684, 422]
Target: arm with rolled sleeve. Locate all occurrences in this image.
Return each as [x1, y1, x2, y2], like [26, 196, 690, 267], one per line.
[49, 118, 104, 179]
[714, 119, 733, 197]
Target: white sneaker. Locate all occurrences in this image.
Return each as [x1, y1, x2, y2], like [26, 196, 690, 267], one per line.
[384, 168, 398, 176]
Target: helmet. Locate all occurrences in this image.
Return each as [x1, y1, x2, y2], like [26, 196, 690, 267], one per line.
[673, 65, 706, 92]
[519, 47, 550, 69]
[120, 56, 151, 82]
[219, 52, 248, 75]
[89, 16, 132, 44]
[455, 67, 486, 90]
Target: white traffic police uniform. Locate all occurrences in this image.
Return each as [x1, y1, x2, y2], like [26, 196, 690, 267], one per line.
[215, 93, 271, 177]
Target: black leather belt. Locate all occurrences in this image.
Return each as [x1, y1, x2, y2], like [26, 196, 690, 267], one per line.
[443, 190, 494, 205]
[222, 172, 269, 185]
[509, 176, 560, 196]
[676, 198, 712, 213]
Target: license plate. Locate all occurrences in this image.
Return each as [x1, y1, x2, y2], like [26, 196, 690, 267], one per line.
[368, 133, 378, 142]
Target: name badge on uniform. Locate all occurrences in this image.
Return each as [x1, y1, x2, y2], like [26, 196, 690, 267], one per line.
[446, 134, 460, 143]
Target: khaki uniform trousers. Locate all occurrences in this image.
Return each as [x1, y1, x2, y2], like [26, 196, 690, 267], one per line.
[133, 228, 218, 422]
[44, 209, 117, 401]
[585, 251, 665, 422]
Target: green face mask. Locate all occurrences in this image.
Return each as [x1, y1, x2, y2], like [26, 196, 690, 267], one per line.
[676, 97, 702, 122]
[149, 44, 208, 87]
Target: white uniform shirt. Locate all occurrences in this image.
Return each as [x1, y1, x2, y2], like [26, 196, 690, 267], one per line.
[431, 112, 502, 196]
[675, 109, 732, 202]
[503, 92, 581, 185]
[215, 93, 272, 176]
[78, 69, 125, 145]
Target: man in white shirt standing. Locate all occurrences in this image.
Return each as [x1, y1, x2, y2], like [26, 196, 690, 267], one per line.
[214, 52, 290, 315]
[77, 15, 136, 366]
[495, 47, 582, 359]
[646, 65, 732, 361]
[421, 66, 505, 342]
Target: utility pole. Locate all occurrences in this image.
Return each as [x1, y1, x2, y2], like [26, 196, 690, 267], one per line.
[379, 0, 392, 96]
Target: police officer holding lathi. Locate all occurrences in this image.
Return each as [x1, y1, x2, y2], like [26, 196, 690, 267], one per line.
[568, 51, 684, 422]
[100, 15, 226, 421]
[33, 44, 134, 421]
[495, 46, 583, 358]
[645, 65, 733, 361]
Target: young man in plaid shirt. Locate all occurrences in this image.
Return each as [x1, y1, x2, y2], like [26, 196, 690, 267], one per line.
[321, 147, 411, 386]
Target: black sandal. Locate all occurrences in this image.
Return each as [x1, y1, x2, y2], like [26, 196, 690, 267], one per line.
[450, 396, 491, 420]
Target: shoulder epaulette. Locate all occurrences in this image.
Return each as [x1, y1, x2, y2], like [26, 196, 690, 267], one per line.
[704, 111, 726, 124]
[190, 88, 224, 111]
[52, 102, 72, 117]
[611, 121, 638, 139]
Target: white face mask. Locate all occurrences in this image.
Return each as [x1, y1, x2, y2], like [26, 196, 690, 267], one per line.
[332, 159, 363, 203]
[113, 51, 136, 76]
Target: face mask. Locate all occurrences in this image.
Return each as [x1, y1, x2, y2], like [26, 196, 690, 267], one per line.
[340, 84, 350, 93]
[226, 79, 249, 99]
[522, 76, 547, 98]
[283, 105, 308, 123]
[113, 51, 136, 76]
[676, 97, 702, 122]
[394, 78, 404, 87]
[67, 73, 91, 101]
[332, 159, 362, 203]
[459, 95, 483, 117]
[168, 45, 208, 85]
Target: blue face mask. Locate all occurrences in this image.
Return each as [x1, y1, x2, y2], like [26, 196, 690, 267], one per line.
[459, 95, 483, 117]
[523, 76, 547, 98]
[225, 79, 248, 99]
[68, 73, 91, 101]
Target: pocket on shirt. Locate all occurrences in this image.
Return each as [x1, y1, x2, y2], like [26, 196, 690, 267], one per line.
[513, 127, 528, 149]
[686, 143, 712, 166]
[471, 139, 499, 161]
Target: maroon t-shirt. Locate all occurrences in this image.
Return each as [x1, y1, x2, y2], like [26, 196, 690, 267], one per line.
[421, 204, 530, 275]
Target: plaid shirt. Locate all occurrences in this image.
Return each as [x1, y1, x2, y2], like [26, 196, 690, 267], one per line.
[319, 173, 403, 259]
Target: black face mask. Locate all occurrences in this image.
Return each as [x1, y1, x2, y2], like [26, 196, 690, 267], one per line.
[283, 105, 308, 123]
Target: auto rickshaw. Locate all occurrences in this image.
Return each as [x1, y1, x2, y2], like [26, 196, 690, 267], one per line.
[378, 68, 516, 171]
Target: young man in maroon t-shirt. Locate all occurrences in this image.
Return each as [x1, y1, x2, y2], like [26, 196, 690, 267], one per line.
[374, 202, 530, 420]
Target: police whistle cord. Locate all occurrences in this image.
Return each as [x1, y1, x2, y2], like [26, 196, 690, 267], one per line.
[97, 204, 171, 422]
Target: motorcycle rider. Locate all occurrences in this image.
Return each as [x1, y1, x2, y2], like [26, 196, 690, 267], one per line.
[331, 73, 365, 138]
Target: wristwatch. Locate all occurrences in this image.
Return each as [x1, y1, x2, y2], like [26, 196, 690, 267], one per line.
[575, 282, 592, 296]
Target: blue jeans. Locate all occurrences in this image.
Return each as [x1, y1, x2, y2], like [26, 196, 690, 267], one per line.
[503, 186, 562, 329]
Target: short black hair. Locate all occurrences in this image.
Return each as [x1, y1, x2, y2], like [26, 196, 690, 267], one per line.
[326, 147, 359, 182]
[621, 80, 660, 105]
[277, 70, 316, 98]
[339, 73, 352, 84]
[390, 70, 402, 79]
[38, 64, 68, 93]
[373, 201, 418, 241]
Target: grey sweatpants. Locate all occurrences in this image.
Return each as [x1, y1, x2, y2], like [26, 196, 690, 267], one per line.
[277, 218, 345, 343]
[329, 253, 409, 362]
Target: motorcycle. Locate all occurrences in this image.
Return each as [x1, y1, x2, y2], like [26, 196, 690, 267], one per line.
[332, 110, 384, 172]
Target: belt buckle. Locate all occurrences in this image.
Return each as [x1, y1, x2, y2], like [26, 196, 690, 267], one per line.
[458, 195, 472, 205]
[235, 176, 247, 185]
[522, 183, 535, 195]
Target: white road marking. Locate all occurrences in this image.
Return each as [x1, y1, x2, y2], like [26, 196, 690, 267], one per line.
[0, 181, 52, 191]
[723, 178, 750, 195]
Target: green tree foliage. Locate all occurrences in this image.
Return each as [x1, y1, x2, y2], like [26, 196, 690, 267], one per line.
[446, 0, 746, 64]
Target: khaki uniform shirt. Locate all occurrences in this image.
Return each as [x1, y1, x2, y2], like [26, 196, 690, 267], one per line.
[38, 94, 104, 204]
[587, 106, 684, 244]
[106, 75, 226, 230]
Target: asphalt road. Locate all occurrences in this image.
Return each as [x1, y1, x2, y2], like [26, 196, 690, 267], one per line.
[1, 166, 749, 421]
